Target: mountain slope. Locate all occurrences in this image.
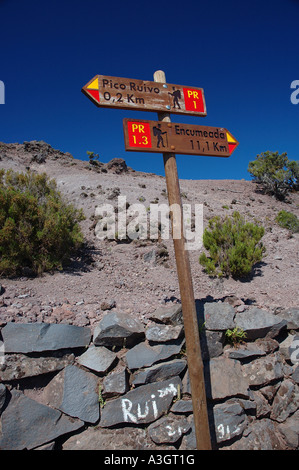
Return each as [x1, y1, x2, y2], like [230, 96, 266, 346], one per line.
[0, 141, 298, 328]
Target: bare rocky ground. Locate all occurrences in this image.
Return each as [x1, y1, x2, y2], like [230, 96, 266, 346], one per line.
[0, 140, 298, 331]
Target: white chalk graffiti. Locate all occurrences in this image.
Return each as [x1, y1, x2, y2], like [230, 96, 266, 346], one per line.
[165, 424, 185, 438]
[121, 383, 177, 423]
[217, 423, 241, 441]
[157, 383, 177, 398]
[121, 397, 158, 423]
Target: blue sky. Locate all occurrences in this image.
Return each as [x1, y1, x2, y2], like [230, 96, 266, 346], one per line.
[0, 0, 298, 180]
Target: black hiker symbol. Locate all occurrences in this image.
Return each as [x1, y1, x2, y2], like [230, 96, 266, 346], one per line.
[153, 123, 168, 148]
[168, 87, 181, 109]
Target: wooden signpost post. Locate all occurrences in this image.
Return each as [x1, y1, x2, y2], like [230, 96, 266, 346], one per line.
[152, 70, 211, 451]
[82, 70, 239, 451]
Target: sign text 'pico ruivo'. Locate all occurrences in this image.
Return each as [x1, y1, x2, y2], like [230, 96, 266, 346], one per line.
[82, 75, 207, 116]
[123, 119, 239, 157]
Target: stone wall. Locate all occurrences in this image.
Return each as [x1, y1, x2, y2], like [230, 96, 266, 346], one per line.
[0, 300, 298, 450]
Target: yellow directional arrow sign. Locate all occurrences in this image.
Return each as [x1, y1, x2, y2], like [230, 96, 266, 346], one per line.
[123, 119, 239, 157]
[82, 75, 207, 116]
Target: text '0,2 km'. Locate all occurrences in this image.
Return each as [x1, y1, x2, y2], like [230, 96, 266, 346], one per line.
[82, 75, 207, 116]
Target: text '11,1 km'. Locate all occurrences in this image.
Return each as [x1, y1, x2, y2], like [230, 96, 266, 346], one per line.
[123, 119, 239, 157]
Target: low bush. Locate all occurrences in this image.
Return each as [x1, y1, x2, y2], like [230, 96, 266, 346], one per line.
[0, 169, 85, 276]
[225, 327, 247, 346]
[247, 151, 299, 200]
[199, 211, 265, 278]
[276, 210, 299, 233]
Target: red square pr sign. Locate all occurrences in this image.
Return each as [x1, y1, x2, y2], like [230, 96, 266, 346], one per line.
[127, 121, 152, 148]
[183, 88, 205, 113]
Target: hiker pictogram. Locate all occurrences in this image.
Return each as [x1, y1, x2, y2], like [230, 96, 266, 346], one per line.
[168, 87, 181, 109]
[82, 75, 206, 116]
[153, 123, 168, 148]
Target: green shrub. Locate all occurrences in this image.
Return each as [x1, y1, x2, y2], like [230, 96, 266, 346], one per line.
[199, 211, 265, 278]
[87, 151, 100, 165]
[0, 169, 85, 276]
[225, 327, 247, 346]
[276, 210, 299, 233]
[247, 151, 299, 200]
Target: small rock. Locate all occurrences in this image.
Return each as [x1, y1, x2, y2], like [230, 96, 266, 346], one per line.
[279, 334, 297, 363]
[1, 323, 91, 353]
[229, 419, 284, 450]
[242, 352, 284, 387]
[132, 359, 187, 385]
[125, 339, 184, 371]
[234, 307, 287, 340]
[95, 261, 104, 271]
[271, 379, 299, 422]
[0, 384, 6, 412]
[255, 337, 279, 354]
[44, 364, 100, 424]
[100, 300, 116, 311]
[0, 352, 75, 381]
[225, 343, 266, 360]
[145, 324, 183, 343]
[107, 187, 121, 199]
[200, 330, 224, 360]
[149, 304, 183, 325]
[180, 418, 196, 450]
[148, 414, 191, 444]
[102, 368, 129, 398]
[278, 410, 299, 449]
[0, 390, 83, 450]
[208, 357, 250, 400]
[104, 158, 127, 174]
[170, 399, 194, 414]
[93, 312, 145, 348]
[224, 295, 244, 307]
[143, 249, 157, 265]
[203, 302, 235, 331]
[250, 390, 271, 418]
[292, 365, 299, 384]
[259, 383, 281, 402]
[74, 314, 90, 327]
[77, 345, 117, 373]
[213, 401, 247, 443]
[100, 377, 181, 427]
[278, 308, 299, 330]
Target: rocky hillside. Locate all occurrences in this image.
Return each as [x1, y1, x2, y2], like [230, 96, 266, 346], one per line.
[0, 140, 298, 326]
[0, 141, 298, 450]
